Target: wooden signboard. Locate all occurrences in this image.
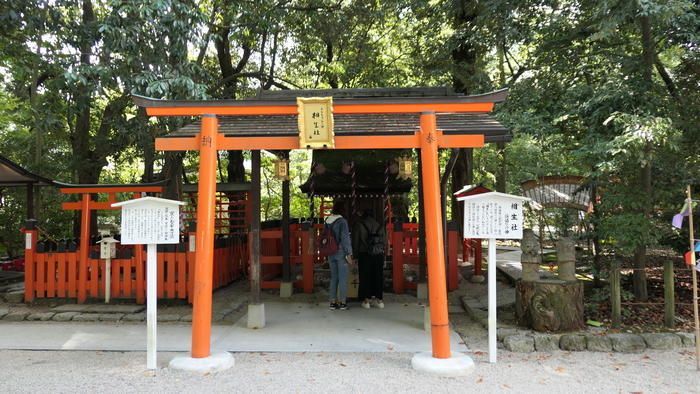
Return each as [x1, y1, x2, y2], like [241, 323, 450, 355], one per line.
[460, 193, 526, 240]
[297, 97, 334, 149]
[457, 191, 529, 364]
[112, 196, 185, 370]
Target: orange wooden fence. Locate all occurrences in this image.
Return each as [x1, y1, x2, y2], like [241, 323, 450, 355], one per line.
[23, 233, 247, 304]
[23, 221, 460, 302]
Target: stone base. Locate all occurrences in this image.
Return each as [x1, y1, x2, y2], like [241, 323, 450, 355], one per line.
[469, 275, 485, 283]
[417, 282, 428, 300]
[280, 282, 293, 298]
[169, 352, 234, 373]
[247, 303, 265, 329]
[411, 352, 475, 377]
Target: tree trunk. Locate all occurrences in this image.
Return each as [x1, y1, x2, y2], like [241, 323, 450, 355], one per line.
[516, 280, 584, 332]
[632, 14, 656, 302]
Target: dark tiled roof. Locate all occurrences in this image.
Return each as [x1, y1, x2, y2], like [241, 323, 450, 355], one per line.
[166, 113, 510, 143]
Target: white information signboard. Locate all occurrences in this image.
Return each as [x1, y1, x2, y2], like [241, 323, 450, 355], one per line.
[112, 196, 185, 370]
[461, 195, 524, 240]
[457, 192, 529, 365]
[117, 199, 181, 245]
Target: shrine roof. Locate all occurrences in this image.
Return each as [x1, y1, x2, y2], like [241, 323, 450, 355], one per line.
[0, 155, 53, 186]
[164, 112, 509, 143]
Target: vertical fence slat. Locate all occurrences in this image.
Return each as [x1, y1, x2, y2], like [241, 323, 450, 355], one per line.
[111, 258, 120, 299]
[157, 251, 164, 298]
[56, 251, 66, 297]
[89, 257, 99, 298]
[122, 256, 132, 298]
[68, 252, 77, 298]
[36, 251, 45, 298]
[177, 249, 187, 298]
[46, 253, 56, 298]
[135, 246, 145, 304]
[166, 249, 176, 298]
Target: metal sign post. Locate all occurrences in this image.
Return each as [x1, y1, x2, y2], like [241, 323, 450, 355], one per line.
[112, 197, 185, 370]
[457, 192, 529, 364]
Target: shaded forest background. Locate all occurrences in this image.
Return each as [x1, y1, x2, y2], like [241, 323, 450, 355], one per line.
[0, 0, 698, 303]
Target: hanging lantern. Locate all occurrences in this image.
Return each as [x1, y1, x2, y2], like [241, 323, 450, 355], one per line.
[396, 156, 413, 180]
[274, 159, 290, 180]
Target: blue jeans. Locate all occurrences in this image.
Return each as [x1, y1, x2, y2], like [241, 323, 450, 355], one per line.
[328, 253, 349, 302]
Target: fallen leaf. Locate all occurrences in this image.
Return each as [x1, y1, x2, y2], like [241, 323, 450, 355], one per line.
[641, 355, 650, 359]
[387, 346, 394, 351]
[364, 356, 371, 360]
[554, 367, 566, 372]
[264, 372, 270, 375]
[459, 341, 465, 344]
[143, 373, 150, 377]
[339, 363, 347, 367]
[476, 377, 483, 384]
[203, 372, 210, 376]
[473, 350, 485, 355]
[503, 384, 511, 389]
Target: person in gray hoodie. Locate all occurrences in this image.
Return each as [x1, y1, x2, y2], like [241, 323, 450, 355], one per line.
[325, 203, 353, 310]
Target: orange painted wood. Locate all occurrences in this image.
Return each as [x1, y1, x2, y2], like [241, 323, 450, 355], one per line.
[67, 252, 77, 298]
[46, 253, 56, 297]
[166, 251, 176, 298]
[157, 252, 165, 298]
[36, 251, 45, 298]
[145, 102, 494, 117]
[156, 133, 484, 152]
[122, 257, 132, 298]
[262, 281, 281, 289]
[56, 251, 66, 297]
[112, 258, 121, 298]
[89, 258, 99, 298]
[261, 230, 283, 238]
[135, 246, 145, 304]
[177, 251, 187, 299]
[392, 230, 404, 294]
[191, 115, 218, 358]
[419, 113, 451, 358]
[261, 256, 282, 264]
[23, 230, 37, 302]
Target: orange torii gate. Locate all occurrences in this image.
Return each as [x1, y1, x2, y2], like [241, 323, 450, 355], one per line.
[134, 88, 507, 373]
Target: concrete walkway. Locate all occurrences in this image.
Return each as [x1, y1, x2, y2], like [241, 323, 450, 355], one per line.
[0, 300, 466, 353]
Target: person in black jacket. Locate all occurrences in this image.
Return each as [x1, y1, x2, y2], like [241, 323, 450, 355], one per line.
[352, 209, 385, 309]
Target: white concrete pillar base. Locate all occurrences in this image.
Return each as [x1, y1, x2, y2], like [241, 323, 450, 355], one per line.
[417, 282, 428, 300]
[411, 351, 475, 377]
[169, 352, 234, 373]
[469, 275, 485, 283]
[280, 282, 293, 298]
[247, 303, 266, 329]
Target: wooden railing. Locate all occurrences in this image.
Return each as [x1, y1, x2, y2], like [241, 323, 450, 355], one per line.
[23, 220, 461, 302]
[23, 226, 247, 303]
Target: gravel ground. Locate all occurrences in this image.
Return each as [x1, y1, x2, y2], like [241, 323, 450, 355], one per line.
[1, 348, 697, 393]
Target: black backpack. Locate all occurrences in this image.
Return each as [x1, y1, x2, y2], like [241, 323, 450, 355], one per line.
[361, 221, 385, 256]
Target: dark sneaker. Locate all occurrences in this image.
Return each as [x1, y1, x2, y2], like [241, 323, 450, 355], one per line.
[329, 302, 338, 310]
[338, 302, 348, 310]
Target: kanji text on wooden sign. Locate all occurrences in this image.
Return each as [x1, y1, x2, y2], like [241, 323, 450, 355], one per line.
[297, 97, 334, 149]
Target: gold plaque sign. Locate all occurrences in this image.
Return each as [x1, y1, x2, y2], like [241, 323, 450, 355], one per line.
[297, 97, 334, 149]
